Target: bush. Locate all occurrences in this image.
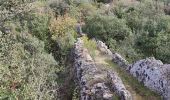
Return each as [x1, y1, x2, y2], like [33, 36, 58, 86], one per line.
[84, 14, 131, 41]
[49, 16, 77, 49]
[0, 32, 60, 99]
[27, 14, 50, 41]
[49, 16, 76, 40]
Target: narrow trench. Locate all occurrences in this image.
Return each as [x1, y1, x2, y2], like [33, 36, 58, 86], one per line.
[57, 48, 77, 100]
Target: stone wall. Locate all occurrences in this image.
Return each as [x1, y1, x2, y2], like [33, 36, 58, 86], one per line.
[107, 71, 132, 100]
[112, 53, 129, 68]
[73, 38, 132, 100]
[74, 38, 113, 100]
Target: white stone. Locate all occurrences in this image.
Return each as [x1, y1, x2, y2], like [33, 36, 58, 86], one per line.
[129, 57, 170, 99]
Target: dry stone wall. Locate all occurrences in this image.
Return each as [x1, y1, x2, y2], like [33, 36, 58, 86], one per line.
[107, 71, 132, 100]
[73, 38, 132, 100]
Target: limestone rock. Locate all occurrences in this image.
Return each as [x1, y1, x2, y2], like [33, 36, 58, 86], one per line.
[95, 40, 170, 99]
[128, 57, 170, 99]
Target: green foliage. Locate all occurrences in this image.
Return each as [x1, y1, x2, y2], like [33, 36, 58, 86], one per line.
[0, 0, 76, 100]
[84, 14, 130, 41]
[113, 3, 126, 19]
[81, 36, 97, 57]
[0, 32, 59, 99]
[66, 1, 97, 21]
[49, 0, 69, 17]
[27, 14, 50, 41]
[83, 0, 170, 63]
[49, 16, 77, 61]
[128, 3, 170, 62]
[0, 0, 35, 28]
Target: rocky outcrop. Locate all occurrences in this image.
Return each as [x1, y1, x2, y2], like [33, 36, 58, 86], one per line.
[73, 38, 132, 100]
[128, 57, 170, 100]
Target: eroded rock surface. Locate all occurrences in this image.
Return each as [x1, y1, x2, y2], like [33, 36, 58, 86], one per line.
[128, 57, 170, 99]
[73, 38, 132, 100]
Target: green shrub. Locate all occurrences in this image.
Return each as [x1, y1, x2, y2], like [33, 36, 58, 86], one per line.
[27, 14, 50, 41]
[84, 14, 131, 41]
[0, 32, 60, 99]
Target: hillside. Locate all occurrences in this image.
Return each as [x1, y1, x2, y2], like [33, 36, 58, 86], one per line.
[0, 0, 170, 100]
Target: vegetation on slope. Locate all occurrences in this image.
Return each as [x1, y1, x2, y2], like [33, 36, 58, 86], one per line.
[83, 0, 170, 63]
[0, 0, 169, 99]
[0, 0, 77, 99]
[0, 32, 59, 99]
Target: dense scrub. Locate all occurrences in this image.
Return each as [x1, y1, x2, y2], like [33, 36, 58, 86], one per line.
[0, 0, 169, 99]
[0, 0, 77, 99]
[0, 32, 59, 99]
[83, 0, 170, 63]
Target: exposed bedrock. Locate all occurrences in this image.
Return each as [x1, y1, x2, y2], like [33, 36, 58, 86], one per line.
[128, 57, 170, 100]
[73, 38, 132, 100]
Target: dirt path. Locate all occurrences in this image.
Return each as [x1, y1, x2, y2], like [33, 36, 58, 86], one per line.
[93, 49, 161, 100]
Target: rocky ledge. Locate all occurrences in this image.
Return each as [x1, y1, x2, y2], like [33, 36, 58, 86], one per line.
[73, 38, 132, 100]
